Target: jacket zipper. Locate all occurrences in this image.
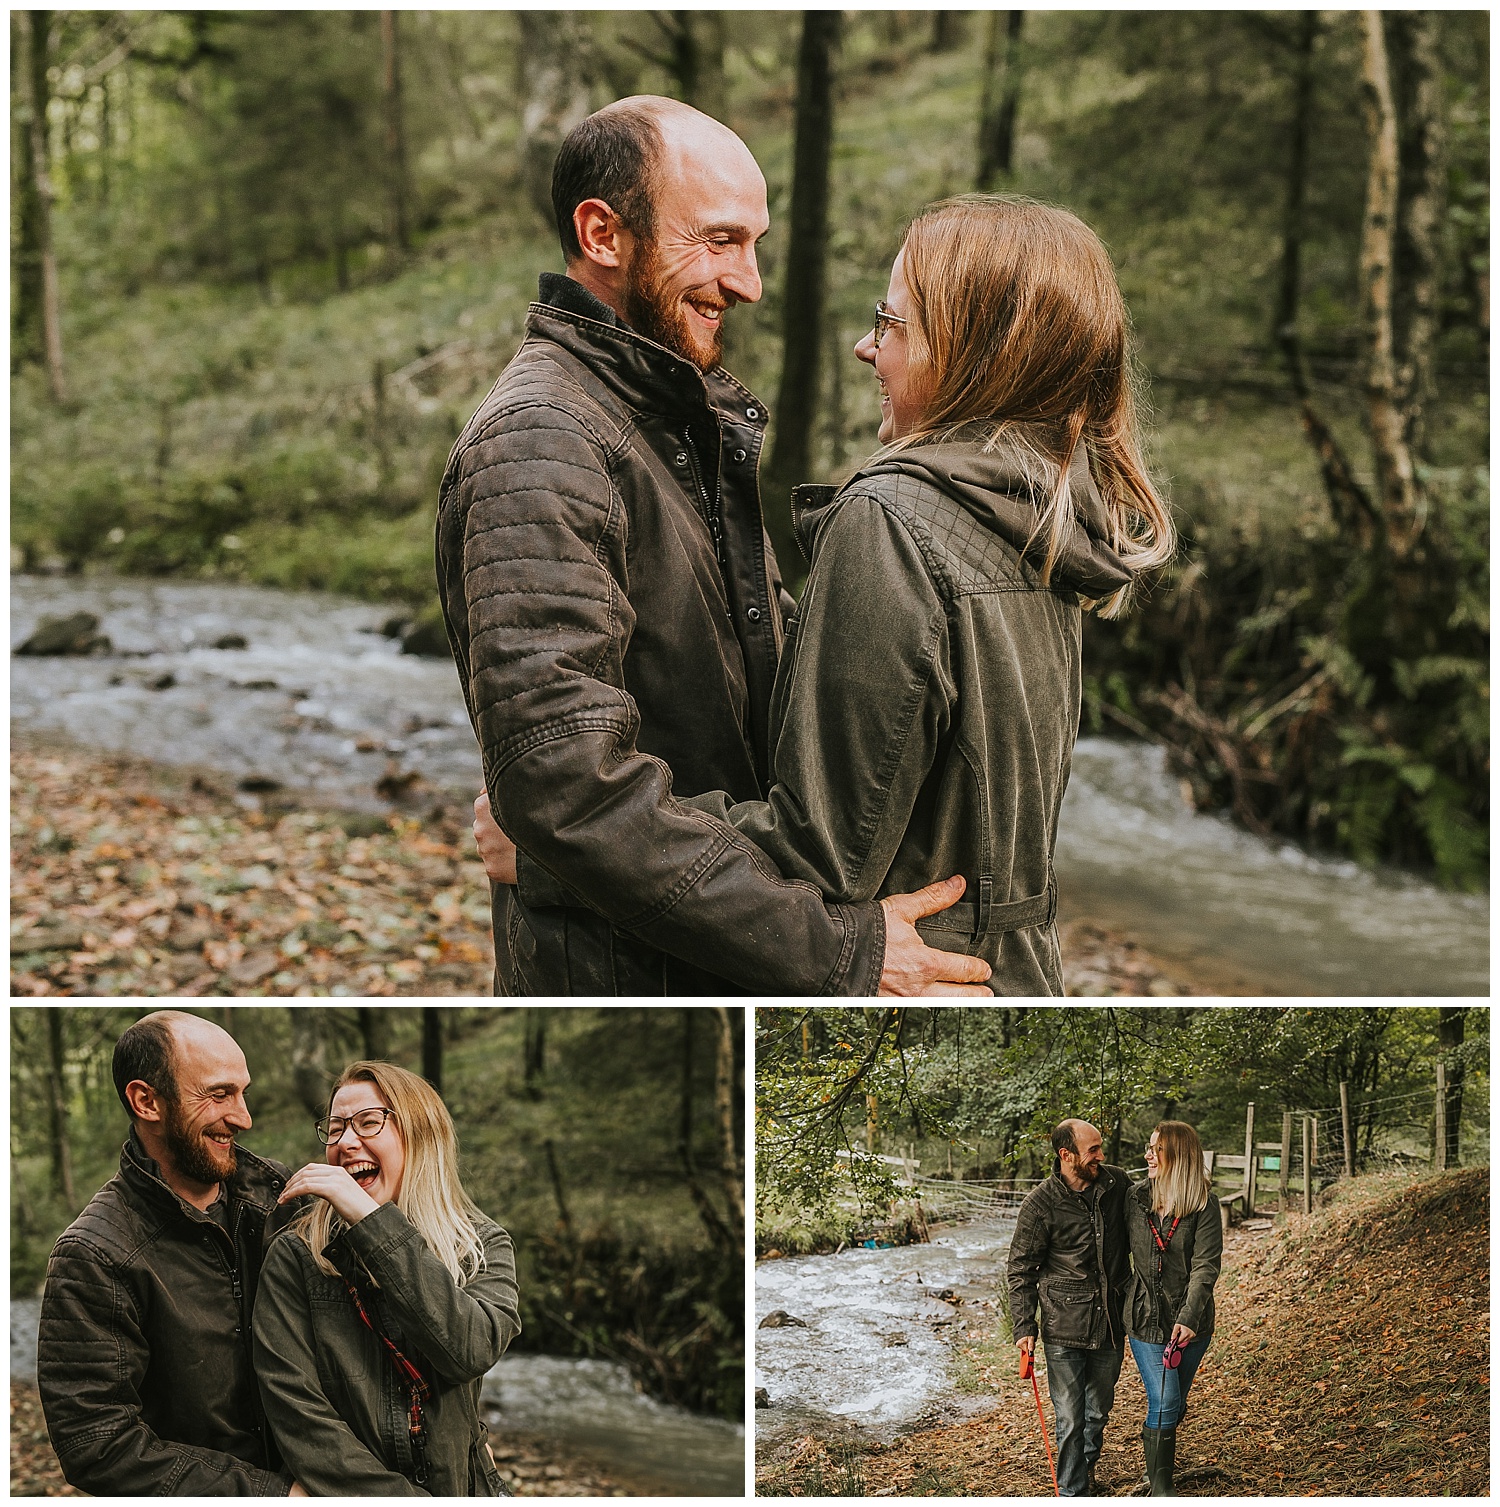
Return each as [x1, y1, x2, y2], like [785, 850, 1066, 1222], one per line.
[682, 430, 729, 579]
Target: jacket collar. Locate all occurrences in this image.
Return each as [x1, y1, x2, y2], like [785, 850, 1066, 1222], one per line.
[527, 273, 769, 431]
[121, 1127, 281, 1224]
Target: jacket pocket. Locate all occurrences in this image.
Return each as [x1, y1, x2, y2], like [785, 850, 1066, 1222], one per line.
[1039, 1279, 1097, 1346]
[506, 894, 664, 996]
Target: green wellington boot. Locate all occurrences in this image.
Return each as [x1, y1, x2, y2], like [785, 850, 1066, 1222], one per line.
[1138, 1428, 1159, 1496]
[1151, 1427, 1178, 1496]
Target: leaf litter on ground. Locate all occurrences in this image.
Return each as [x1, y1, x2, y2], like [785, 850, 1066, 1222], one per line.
[11, 741, 494, 997]
[755, 1168, 1488, 1497]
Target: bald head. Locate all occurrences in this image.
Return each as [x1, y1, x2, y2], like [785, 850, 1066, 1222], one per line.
[551, 95, 759, 262]
[112, 1010, 240, 1118]
[1053, 1118, 1105, 1189]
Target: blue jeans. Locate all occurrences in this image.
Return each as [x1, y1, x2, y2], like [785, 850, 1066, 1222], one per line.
[1128, 1333, 1211, 1428]
[1043, 1343, 1124, 1496]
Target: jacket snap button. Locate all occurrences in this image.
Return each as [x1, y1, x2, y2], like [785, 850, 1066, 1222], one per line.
[746, 606, 762, 622]
[745, 407, 759, 420]
[673, 451, 688, 466]
[733, 448, 747, 463]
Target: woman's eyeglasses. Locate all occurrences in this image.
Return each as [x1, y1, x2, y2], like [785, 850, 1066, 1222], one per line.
[316, 1107, 396, 1144]
[873, 299, 907, 349]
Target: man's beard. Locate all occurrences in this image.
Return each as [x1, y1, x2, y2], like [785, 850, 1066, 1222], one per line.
[622, 239, 724, 372]
[162, 1101, 238, 1186]
[1075, 1159, 1100, 1184]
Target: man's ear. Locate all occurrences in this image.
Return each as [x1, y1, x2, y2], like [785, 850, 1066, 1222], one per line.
[573, 198, 629, 270]
[126, 1079, 166, 1124]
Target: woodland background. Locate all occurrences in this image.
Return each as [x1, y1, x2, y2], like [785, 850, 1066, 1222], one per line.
[10, 1005, 747, 1421]
[755, 1004, 1488, 1245]
[10, 10, 1490, 886]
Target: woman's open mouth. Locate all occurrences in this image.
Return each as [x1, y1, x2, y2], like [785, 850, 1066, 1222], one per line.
[344, 1160, 380, 1188]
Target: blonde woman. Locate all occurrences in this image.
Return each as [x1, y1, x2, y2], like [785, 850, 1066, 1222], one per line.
[252, 1062, 520, 1495]
[476, 192, 1174, 995]
[1127, 1120, 1223, 1495]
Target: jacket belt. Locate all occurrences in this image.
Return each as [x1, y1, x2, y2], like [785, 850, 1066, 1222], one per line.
[915, 878, 1056, 937]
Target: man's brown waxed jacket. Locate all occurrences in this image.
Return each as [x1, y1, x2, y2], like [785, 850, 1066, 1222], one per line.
[435, 273, 883, 995]
[38, 1132, 295, 1496]
[1007, 1165, 1132, 1351]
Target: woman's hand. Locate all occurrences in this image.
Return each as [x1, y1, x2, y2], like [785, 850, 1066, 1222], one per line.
[278, 1163, 380, 1226]
[473, 792, 518, 885]
[1169, 1322, 1196, 1348]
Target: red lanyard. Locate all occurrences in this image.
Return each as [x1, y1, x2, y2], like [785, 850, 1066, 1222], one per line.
[1149, 1211, 1180, 1285]
[344, 1277, 432, 1486]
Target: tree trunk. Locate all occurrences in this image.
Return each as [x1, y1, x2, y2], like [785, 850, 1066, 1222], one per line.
[976, 11, 1024, 190]
[421, 1007, 444, 1091]
[929, 12, 963, 52]
[380, 11, 411, 253]
[713, 1006, 745, 1252]
[12, 14, 43, 369]
[1276, 14, 1380, 543]
[1436, 1007, 1466, 1167]
[46, 1009, 76, 1208]
[20, 11, 67, 403]
[356, 1006, 388, 1061]
[764, 10, 841, 574]
[1358, 11, 1422, 558]
[1385, 11, 1446, 463]
[677, 1009, 733, 1249]
[516, 12, 594, 225]
[651, 12, 726, 117]
[289, 1009, 329, 1118]
[523, 1007, 547, 1096]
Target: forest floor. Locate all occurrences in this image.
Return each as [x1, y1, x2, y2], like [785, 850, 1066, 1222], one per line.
[11, 740, 1213, 997]
[8, 1381, 629, 1495]
[755, 1167, 1489, 1497]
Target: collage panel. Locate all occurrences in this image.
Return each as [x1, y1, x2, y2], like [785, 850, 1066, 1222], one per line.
[11, 1004, 748, 1497]
[753, 1005, 1488, 1497]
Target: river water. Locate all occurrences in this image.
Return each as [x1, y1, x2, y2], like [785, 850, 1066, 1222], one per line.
[10, 1296, 743, 1496]
[10, 574, 1488, 995]
[754, 1215, 1016, 1449]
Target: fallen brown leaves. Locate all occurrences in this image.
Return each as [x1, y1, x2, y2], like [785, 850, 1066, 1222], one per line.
[1058, 920, 1220, 998]
[757, 1168, 1489, 1497]
[11, 743, 494, 997]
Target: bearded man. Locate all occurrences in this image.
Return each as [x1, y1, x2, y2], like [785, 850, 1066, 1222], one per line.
[1008, 1119, 1132, 1496]
[38, 1011, 306, 1496]
[439, 95, 986, 995]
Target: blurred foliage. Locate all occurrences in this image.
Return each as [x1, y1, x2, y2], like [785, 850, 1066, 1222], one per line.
[10, 10, 1489, 881]
[754, 1005, 1489, 1227]
[10, 1005, 744, 1420]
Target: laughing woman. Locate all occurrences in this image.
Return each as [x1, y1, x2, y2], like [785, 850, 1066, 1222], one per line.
[1126, 1120, 1223, 1496]
[253, 1062, 520, 1495]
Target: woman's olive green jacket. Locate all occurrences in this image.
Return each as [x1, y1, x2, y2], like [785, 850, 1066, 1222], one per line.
[681, 433, 1135, 994]
[1124, 1177, 1223, 1344]
[252, 1202, 521, 1496]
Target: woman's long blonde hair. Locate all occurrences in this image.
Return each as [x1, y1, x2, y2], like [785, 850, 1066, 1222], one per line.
[294, 1060, 486, 1285]
[1150, 1120, 1211, 1218]
[889, 193, 1175, 617]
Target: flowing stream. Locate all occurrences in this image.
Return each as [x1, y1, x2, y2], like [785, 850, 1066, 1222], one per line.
[11, 573, 1488, 995]
[11, 1297, 743, 1496]
[754, 1215, 1016, 1449]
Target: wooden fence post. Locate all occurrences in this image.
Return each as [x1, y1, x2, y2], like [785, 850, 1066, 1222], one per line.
[1435, 1061, 1448, 1172]
[1311, 1116, 1319, 1186]
[1279, 1112, 1292, 1212]
[1243, 1101, 1256, 1214]
[1302, 1116, 1312, 1214]
[1340, 1082, 1354, 1178]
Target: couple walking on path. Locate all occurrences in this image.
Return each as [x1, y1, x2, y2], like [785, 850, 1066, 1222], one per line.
[1009, 1118, 1224, 1496]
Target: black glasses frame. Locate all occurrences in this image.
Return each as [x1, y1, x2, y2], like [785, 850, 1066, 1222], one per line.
[315, 1107, 397, 1145]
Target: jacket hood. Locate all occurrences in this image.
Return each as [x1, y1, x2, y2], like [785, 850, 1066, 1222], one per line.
[803, 431, 1135, 598]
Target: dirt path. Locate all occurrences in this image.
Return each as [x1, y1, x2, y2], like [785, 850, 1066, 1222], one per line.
[12, 740, 1219, 998]
[756, 1170, 1488, 1497]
